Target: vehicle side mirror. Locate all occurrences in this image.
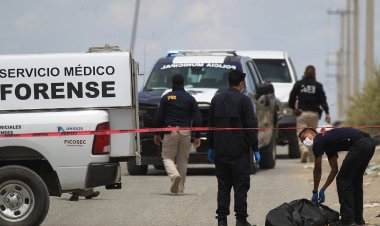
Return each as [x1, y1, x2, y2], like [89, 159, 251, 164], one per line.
[256, 83, 274, 98]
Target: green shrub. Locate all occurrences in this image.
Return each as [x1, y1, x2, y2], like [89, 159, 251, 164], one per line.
[345, 69, 380, 135]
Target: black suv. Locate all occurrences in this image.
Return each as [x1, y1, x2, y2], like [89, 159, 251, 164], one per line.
[128, 50, 279, 175]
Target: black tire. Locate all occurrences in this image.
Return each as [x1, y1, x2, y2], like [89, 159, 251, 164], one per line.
[127, 160, 148, 175]
[249, 151, 257, 175]
[0, 165, 49, 226]
[288, 131, 300, 159]
[153, 165, 165, 170]
[259, 132, 277, 169]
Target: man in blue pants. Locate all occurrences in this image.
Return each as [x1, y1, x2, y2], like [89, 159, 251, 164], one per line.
[299, 127, 375, 226]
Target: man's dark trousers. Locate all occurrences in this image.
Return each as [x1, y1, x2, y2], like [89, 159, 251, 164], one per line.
[215, 151, 250, 222]
[336, 137, 375, 224]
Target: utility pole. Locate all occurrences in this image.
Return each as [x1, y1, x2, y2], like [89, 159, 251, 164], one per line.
[365, 0, 375, 82]
[328, 10, 347, 119]
[129, 0, 141, 53]
[352, 0, 360, 95]
[346, 0, 352, 98]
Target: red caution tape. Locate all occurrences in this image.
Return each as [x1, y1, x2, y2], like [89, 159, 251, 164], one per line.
[1, 125, 380, 139]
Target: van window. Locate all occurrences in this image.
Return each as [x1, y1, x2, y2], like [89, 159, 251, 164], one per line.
[253, 59, 292, 83]
[145, 63, 241, 91]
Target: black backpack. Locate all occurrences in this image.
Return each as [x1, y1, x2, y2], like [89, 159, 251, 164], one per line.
[265, 199, 339, 226]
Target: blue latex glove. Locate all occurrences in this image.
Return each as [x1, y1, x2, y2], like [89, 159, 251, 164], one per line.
[254, 151, 261, 164]
[311, 191, 318, 203]
[318, 188, 325, 203]
[208, 149, 215, 163]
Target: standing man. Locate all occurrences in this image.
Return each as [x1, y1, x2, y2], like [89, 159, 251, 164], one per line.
[299, 127, 375, 225]
[208, 70, 259, 226]
[153, 74, 202, 195]
[289, 65, 331, 163]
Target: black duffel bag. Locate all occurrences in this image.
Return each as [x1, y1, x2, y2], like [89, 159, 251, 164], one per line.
[265, 199, 339, 226]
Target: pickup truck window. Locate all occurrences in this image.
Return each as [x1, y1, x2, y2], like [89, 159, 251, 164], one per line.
[145, 63, 241, 91]
[253, 59, 292, 83]
[246, 61, 263, 87]
[241, 62, 256, 94]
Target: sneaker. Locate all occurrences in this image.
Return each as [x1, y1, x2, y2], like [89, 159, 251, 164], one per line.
[69, 193, 79, 201]
[175, 191, 184, 196]
[170, 175, 181, 193]
[236, 220, 254, 226]
[85, 190, 100, 199]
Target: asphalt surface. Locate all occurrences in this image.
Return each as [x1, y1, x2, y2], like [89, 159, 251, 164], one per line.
[42, 147, 313, 226]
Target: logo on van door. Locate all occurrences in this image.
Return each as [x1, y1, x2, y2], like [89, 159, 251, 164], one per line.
[64, 139, 87, 147]
[57, 126, 84, 132]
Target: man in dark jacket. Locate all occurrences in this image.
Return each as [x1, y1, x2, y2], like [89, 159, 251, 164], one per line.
[154, 74, 202, 195]
[299, 127, 375, 225]
[208, 70, 259, 226]
[289, 65, 330, 163]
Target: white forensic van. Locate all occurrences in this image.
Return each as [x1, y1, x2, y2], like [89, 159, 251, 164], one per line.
[0, 45, 139, 225]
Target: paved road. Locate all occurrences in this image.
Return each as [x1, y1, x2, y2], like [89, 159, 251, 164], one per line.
[42, 147, 313, 226]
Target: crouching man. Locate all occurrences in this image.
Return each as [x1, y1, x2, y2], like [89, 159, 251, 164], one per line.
[298, 127, 375, 226]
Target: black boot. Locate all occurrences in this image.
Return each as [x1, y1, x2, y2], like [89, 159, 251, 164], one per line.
[69, 193, 79, 201]
[218, 220, 227, 226]
[236, 220, 254, 226]
[85, 190, 100, 199]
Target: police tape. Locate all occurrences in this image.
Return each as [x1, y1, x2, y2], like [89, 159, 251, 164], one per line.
[1, 125, 380, 138]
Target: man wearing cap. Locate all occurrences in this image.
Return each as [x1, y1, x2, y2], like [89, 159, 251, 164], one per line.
[289, 65, 331, 163]
[208, 69, 259, 226]
[298, 127, 375, 226]
[154, 74, 202, 195]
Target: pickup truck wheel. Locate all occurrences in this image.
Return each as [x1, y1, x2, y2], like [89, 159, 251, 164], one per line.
[153, 165, 165, 170]
[127, 160, 148, 175]
[0, 165, 49, 226]
[288, 132, 300, 159]
[259, 132, 277, 169]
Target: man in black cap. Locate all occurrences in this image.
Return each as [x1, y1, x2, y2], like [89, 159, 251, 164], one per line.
[289, 65, 331, 163]
[299, 127, 375, 225]
[208, 69, 259, 226]
[154, 74, 202, 195]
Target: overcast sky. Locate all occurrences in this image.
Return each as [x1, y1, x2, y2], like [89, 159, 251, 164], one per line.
[0, 0, 379, 121]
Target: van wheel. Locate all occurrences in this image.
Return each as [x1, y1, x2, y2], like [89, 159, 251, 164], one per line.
[259, 132, 277, 169]
[0, 165, 49, 226]
[127, 160, 148, 175]
[288, 132, 300, 159]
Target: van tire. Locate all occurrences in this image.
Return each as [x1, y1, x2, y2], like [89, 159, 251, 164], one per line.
[259, 133, 276, 169]
[288, 132, 300, 159]
[127, 160, 148, 175]
[0, 165, 49, 226]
